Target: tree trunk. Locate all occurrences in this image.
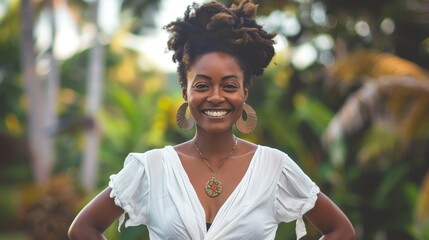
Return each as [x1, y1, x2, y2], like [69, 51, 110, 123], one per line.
[20, 0, 54, 184]
[44, 0, 59, 176]
[82, 0, 105, 191]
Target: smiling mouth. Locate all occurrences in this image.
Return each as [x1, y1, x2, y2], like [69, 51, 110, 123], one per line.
[202, 110, 230, 117]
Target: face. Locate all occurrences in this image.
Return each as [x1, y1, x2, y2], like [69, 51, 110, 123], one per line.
[183, 52, 248, 133]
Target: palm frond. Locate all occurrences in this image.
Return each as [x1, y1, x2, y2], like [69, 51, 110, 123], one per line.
[323, 76, 429, 146]
[325, 49, 429, 94]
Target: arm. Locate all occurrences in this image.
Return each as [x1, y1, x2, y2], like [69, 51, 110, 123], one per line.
[68, 187, 124, 240]
[304, 192, 356, 240]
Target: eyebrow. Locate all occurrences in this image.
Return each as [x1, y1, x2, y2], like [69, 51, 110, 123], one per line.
[195, 74, 240, 81]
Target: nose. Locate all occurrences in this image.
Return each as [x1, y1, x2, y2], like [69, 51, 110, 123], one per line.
[207, 88, 225, 104]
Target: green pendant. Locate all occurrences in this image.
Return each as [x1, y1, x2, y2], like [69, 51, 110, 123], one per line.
[205, 178, 223, 198]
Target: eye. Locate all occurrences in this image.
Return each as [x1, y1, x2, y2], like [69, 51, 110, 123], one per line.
[223, 83, 239, 91]
[194, 83, 209, 90]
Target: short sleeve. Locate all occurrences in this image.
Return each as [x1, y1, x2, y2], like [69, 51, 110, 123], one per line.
[275, 154, 320, 240]
[109, 153, 149, 231]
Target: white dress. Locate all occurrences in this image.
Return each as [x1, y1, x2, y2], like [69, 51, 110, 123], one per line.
[109, 145, 320, 240]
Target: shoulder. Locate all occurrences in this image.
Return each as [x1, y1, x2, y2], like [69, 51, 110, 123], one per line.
[246, 145, 291, 178]
[114, 147, 172, 184]
[256, 145, 306, 175]
[125, 147, 169, 164]
[257, 145, 290, 162]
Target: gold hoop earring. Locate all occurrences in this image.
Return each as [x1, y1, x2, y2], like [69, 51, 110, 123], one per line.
[176, 102, 195, 131]
[236, 103, 257, 134]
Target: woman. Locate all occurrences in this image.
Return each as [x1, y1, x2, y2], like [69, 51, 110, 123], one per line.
[68, 1, 355, 239]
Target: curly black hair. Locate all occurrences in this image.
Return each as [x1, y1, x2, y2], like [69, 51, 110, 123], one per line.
[163, 0, 276, 88]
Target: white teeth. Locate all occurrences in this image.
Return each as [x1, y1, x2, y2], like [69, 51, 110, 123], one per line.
[204, 110, 228, 117]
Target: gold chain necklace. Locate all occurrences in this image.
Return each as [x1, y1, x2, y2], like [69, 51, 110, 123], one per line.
[194, 137, 238, 198]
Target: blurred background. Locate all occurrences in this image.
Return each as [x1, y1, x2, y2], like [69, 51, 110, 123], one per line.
[0, 0, 428, 239]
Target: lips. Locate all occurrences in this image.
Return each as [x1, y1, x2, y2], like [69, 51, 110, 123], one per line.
[202, 109, 231, 117]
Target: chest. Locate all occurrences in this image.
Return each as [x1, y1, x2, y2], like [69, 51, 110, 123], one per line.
[181, 155, 252, 223]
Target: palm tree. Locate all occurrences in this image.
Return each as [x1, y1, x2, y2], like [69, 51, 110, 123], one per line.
[80, 0, 104, 191]
[20, 0, 56, 184]
[322, 49, 429, 239]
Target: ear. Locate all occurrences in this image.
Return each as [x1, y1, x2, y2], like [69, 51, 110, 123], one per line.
[181, 86, 188, 101]
[244, 87, 249, 101]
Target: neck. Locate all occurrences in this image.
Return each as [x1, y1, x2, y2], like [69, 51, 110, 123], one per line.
[193, 128, 236, 160]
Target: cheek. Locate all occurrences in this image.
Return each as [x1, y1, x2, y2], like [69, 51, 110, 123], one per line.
[236, 91, 247, 104]
[188, 105, 199, 117]
[233, 99, 245, 116]
[238, 102, 245, 113]
[186, 95, 202, 115]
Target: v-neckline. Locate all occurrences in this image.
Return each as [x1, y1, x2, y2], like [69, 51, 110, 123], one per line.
[168, 145, 260, 233]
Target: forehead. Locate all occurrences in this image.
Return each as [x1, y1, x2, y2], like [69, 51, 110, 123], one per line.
[190, 52, 243, 74]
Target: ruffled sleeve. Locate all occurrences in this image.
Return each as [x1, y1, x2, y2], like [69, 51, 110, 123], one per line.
[108, 153, 150, 231]
[275, 154, 320, 240]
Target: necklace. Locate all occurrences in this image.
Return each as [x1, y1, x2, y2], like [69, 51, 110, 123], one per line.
[194, 137, 238, 198]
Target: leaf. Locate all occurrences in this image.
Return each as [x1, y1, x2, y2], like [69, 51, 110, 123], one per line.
[357, 126, 401, 165]
[294, 94, 334, 135]
[416, 171, 429, 229]
[373, 165, 409, 207]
